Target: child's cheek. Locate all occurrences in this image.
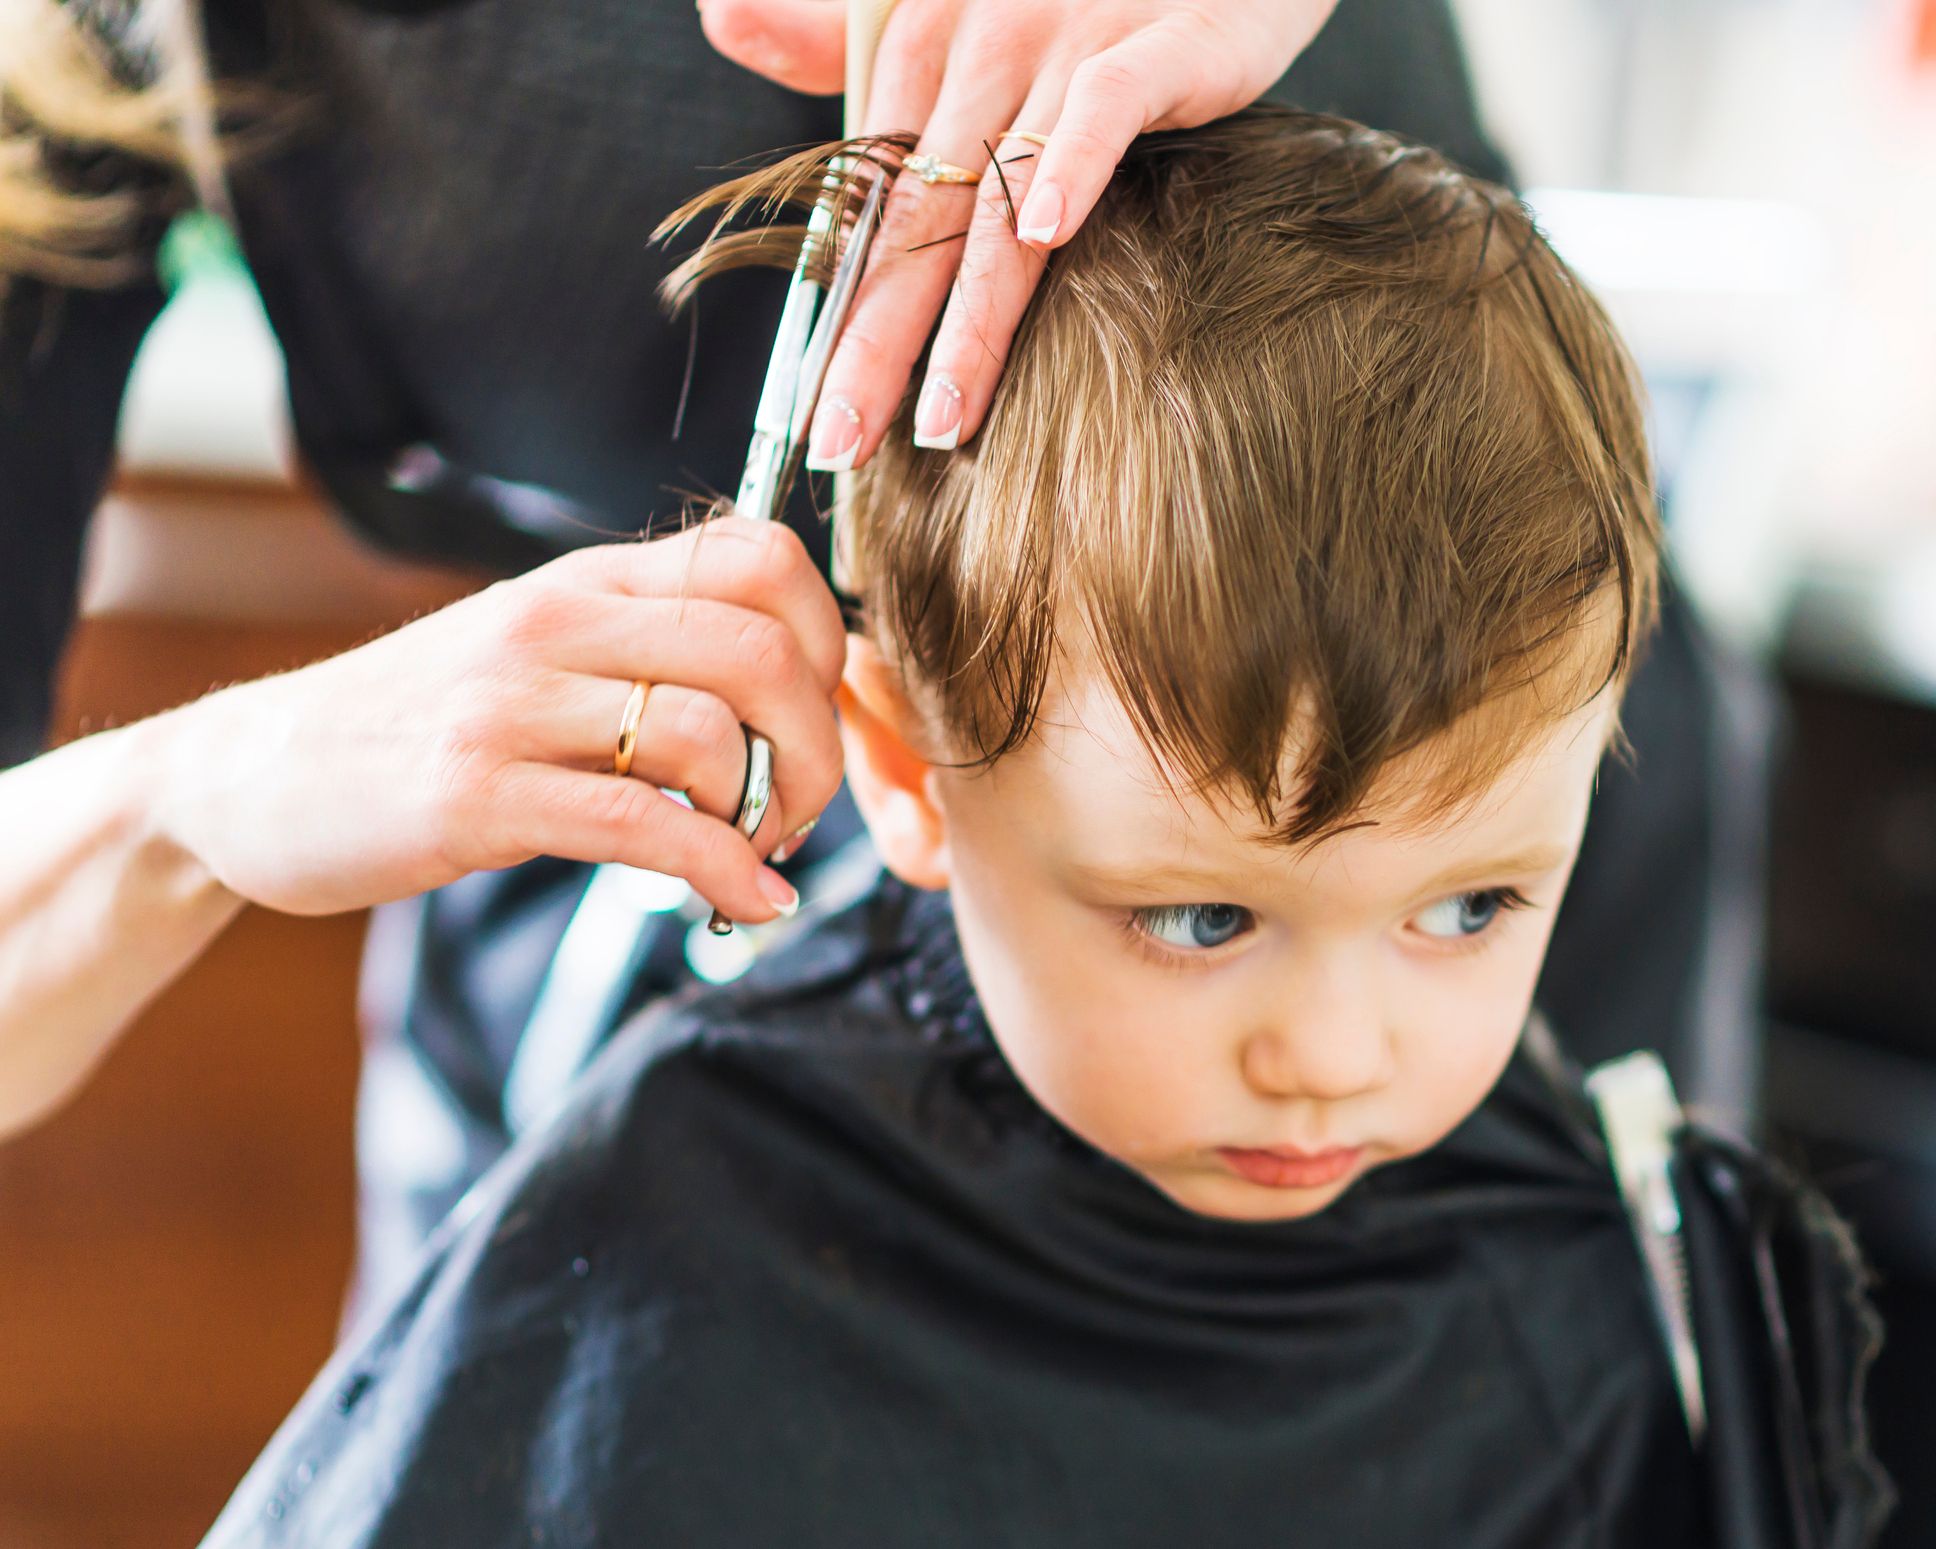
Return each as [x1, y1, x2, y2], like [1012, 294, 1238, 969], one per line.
[981, 969, 1201, 1165]
[998, 999, 1159, 1149]
[1393, 959, 1536, 1154]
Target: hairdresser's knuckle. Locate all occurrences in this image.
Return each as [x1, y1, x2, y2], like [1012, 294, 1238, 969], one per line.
[536, 541, 603, 586]
[701, 511, 765, 542]
[431, 694, 508, 789]
[1162, 26, 1246, 118]
[727, 610, 800, 687]
[493, 582, 578, 661]
[471, 577, 530, 638]
[883, 0, 952, 71]
[1069, 50, 1134, 96]
[587, 772, 666, 843]
[802, 597, 847, 691]
[1067, 54, 1143, 130]
[948, 244, 1006, 320]
[827, 308, 898, 370]
[949, 15, 1028, 89]
[730, 519, 809, 601]
[874, 182, 934, 260]
[1055, 112, 1129, 168]
[794, 737, 846, 814]
[465, 759, 550, 860]
[654, 811, 728, 887]
[638, 519, 700, 562]
[424, 740, 502, 863]
[667, 690, 740, 776]
[573, 538, 659, 592]
[971, 181, 1009, 227]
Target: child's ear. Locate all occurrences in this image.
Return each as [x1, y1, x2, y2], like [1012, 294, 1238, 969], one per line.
[838, 636, 950, 892]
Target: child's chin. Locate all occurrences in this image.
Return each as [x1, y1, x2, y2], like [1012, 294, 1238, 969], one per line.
[1139, 1164, 1365, 1224]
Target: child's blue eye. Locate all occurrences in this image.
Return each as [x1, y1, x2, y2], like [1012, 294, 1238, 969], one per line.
[1412, 888, 1527, 940]
[1135, 903, 1254, 951]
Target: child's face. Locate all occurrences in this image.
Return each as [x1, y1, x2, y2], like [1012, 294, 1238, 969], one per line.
[850, 652, 1616, 1223]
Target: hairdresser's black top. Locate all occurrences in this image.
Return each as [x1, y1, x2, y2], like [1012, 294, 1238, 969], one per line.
[200, 875, 1717, 1548]
[4, 0, 1509, 763]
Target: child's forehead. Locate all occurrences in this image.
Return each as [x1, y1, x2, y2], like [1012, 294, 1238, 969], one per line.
[985, 670, 1617, 894]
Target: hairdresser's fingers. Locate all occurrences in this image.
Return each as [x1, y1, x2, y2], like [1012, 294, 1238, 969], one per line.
[696, 0, 847, 96]
[1017, 9, 1334, 255]
[553, 520, 846, 694]
[809, 20, 1030, 469]
[1010, 26, 1197, 257]
[914, 83, 1061, 450]
[857, 0, 957, 144]
[802, 155, 986, 472]
[532, 674, 755, 826]
[522, 592, 842, 839]
[474, 763, 796, 924]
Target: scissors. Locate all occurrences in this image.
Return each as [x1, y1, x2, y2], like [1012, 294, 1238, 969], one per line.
[501, 3, 902, 1130]
[708, 154, 889, 935]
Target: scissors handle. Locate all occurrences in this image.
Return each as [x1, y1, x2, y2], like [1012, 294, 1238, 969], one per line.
[713, 0, 897, 933]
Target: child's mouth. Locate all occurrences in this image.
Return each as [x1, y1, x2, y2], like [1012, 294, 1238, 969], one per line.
[1217, 1145, 1364, 1190]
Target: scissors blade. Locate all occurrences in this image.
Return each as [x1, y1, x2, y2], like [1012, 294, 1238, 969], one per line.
[787, 165, 886, 449]
[733, 159, 886, 523]
[736, 307, 814, 521]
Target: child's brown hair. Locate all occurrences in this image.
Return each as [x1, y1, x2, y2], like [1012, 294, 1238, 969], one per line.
[661, 105, 1659, 843]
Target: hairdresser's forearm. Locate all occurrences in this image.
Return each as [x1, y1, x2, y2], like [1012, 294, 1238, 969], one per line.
[0, 712, 244, 1139]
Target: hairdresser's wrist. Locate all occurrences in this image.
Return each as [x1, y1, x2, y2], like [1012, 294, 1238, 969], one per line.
[0, 712, 247, 1139]
[137, 697, 254, 922]
[143, 665, 384, 920]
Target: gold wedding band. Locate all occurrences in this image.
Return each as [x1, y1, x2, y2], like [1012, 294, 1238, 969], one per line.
[997, 130, 1051, 149]
[613, 680, 651, 777]
[902, 152, 981, 186]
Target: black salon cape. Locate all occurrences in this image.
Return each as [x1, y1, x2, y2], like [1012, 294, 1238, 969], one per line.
[202, 878, 1762, 1549]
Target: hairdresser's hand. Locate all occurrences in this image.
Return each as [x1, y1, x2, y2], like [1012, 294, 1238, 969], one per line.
[154, 518, 845, 924]
[699, 0, 1338, 463]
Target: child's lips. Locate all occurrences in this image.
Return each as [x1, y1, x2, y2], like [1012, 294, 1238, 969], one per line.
[1217, 1144, 1364, 1190]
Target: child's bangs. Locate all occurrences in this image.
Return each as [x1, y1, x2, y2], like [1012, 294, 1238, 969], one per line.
[862, 349, 1635, 845]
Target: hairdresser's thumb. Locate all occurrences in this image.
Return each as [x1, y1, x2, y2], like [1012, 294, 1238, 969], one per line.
[697, 0, 845, 96]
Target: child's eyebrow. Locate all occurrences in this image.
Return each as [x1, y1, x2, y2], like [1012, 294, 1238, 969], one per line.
[1414, 844, 1573, 897]
[1061, 859, 1243, 895]
[1064, 843, 1574, 901]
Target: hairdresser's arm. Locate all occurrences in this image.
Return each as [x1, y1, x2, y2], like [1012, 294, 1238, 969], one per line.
[700, 0, 1339, 463]
[0, 519, 845, 1139]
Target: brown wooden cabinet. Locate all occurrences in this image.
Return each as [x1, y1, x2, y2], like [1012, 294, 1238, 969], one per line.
[0, 478, 483, 1547]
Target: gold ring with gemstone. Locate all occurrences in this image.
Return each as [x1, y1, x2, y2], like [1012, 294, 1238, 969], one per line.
[902, 152, 981, 186]
[613, 680, 650, 777]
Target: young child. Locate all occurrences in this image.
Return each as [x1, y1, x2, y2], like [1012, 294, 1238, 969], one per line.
[200, 109, 1886, 1547]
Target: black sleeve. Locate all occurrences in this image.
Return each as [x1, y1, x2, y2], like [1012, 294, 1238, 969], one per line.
[1268, 0, 1513, 185]
[0, 275, 168, 768]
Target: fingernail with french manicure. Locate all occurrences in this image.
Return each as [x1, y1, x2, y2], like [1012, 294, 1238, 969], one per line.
[1016, 182, 1061, 246]
[758, 868, 800, 918]
[804, 396, 862, 472]
[913, 375, 963, 450]
[770, 816, 819, 865]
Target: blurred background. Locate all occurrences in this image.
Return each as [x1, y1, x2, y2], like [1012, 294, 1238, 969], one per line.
[1461, 5, 1936, 1544]
[1, 0, 1932, 1543]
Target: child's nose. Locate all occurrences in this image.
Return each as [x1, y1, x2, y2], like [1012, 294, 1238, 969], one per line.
[1239, 988, 1396, 1103]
